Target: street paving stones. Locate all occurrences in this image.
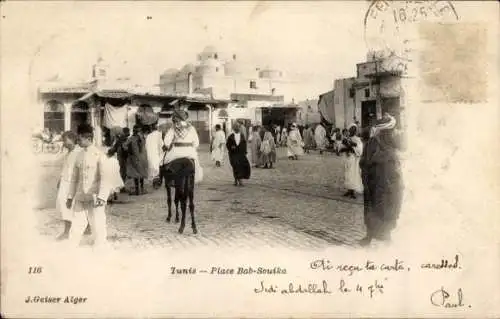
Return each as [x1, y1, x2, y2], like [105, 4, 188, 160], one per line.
[35, 146, 366, 249]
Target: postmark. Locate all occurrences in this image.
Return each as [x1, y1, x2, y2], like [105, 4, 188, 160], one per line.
[364, 0, 460, 77]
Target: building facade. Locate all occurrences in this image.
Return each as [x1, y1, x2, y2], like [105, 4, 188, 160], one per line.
[159, 46, 304, 130]
[36, 57, 229, 145]
[333, 77, 356, 128]
[295, 98, 321, 126]
[159, 46, 298, 102]
[318, 51, 403, 130]
[354, 51, 403, 128]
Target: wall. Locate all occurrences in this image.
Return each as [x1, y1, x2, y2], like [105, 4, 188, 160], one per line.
[160, 71, 298, 103]
[354, 83, 379, 126]
[334, 78, 356, 128]
[379, 76, 401, 98]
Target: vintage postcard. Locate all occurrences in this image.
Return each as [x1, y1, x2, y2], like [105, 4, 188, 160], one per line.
[1, 1, 499, 317]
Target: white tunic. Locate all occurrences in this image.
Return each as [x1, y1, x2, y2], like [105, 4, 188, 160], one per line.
[161, 125, 203, 183]
[315, 125, 327, 150]
[287, 129, 304, 157]
[211, 130, 226, 162]
[344, 135, 363, 193]
[56, 146, 82, 221]
[146, 130, 163, 178]
[102, 147, 125, 193]
[234, 132, 241, 146]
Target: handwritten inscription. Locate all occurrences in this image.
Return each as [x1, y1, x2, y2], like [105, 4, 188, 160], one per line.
[430, 287, 469, 308]
[254, 280, 332, 295]
[305, 256, 469, 306]
[421, 255, 461, 270]
[310, 258, 409, 275]
[254, 279, 387, 299]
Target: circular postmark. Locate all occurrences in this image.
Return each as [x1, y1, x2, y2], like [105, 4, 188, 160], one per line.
[364, 0, 459, 76]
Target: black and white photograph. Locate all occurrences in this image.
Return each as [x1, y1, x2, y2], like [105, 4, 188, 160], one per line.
[1, 1, 499, 317]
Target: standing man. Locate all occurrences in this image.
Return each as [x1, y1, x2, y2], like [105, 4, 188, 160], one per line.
[359, 114, 403, 246]
[287, 123, 304, 160]
[211, 124, 226, 167]
[226, 122, 251, 186]
[66, 124, 110, 248]
[314, 123, 327, 154]
[55, 131, 81, 240]
[341, 124, 363, 199]
[124, 125, 149, 195]
[145, 123, 163, 183]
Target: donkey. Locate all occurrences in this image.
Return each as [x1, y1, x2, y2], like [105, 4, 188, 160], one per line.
[159, 158, 197, 234]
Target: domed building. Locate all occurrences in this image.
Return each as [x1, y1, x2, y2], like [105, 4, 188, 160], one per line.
[180, 63, 196, 74]
[158, 46, 300, 130]
[197, 45, 220, 61]
[195, 58, 223, 75]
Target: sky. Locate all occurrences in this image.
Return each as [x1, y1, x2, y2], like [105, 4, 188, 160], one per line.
[2, 1, 370, 100]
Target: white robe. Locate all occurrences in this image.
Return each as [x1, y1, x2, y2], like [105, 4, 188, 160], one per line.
[211, 130, 226, 162]
[146, 130, 163, 179]
[161, 125, 203, 183]
[287, 129, 304, 157]
[102, 147, 125, 194]
[56, 146, 82, 221]
[314, 125, 327, 150]
[344, 136, 363, 193]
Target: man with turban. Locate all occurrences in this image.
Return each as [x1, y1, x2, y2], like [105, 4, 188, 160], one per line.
[161, 108, 203, 183]
[226, 122, 251, 186]
[359, 113, 403, 246]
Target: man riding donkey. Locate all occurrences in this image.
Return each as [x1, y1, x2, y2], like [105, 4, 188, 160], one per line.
[159, 107, 203, 234]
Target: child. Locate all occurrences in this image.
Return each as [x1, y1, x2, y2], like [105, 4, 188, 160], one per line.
[66, 124, 110, 248]
[55, 131, 81, 240]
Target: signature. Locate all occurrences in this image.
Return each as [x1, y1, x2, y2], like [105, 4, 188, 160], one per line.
[430, 287, 469, 308]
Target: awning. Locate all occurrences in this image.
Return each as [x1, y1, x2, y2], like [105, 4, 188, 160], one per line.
[75, 90, 133, 104]
[96, 90, 133, 99]
[317, 90, 335, 125]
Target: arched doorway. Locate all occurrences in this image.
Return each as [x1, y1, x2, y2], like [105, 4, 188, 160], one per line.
[44, 100, 65, 133]
[71, 101, 90, 131]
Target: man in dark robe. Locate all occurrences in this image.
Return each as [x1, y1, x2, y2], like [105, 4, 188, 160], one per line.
[124, 125, 149, 195]
[226, 122, 251, 186]
[109, 127, 129, 192]
[359, 114, 403, 246]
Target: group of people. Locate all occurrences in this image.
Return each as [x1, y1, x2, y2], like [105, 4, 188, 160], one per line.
[53, 107, 402, 248]
[55, 108, 203, 247]
[247, 123, 306, 167]
[328, 114, 403, 246]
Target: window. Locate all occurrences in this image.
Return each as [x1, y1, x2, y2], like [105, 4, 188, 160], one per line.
[44, 100, 65, 133]
[349, 88, 355, 98]
[250, 81, 257, 89]
[214, 53, 218, 59]
[365, 88, 370, 98]
[216, 67, 219, 72]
